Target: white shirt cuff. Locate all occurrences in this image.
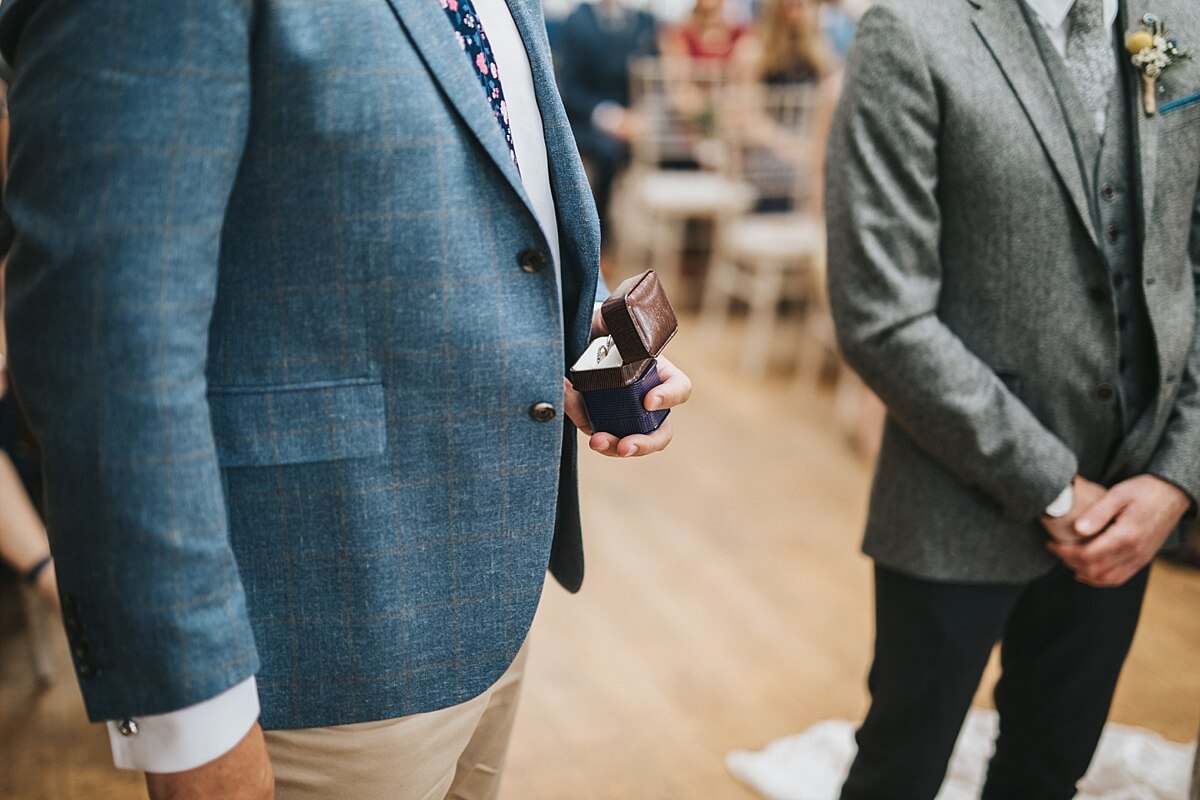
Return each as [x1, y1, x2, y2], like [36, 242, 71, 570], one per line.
[106, 676, 260, 773]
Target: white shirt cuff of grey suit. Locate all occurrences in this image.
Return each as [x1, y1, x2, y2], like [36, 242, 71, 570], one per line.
[106, 676, 260, 772]
[1043, 482, 1076, 519]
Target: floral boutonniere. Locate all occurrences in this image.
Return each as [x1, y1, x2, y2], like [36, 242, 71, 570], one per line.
[1126, 13, 1192, 116]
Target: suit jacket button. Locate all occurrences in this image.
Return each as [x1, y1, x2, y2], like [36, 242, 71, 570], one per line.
[529, 402, 557, 423]
[518, 249, 547, 274]
[77, 662, 98, 678]
[1095, 383, 1116, 402]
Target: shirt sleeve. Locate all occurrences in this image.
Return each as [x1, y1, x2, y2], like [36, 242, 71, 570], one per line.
[106, 677, 260, 773]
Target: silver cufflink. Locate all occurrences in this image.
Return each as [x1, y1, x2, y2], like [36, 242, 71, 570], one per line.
[118, 718, 139, 737]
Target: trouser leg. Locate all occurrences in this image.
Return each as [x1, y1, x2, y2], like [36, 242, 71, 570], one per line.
[447, 642, 530, 800]
[266, 642, 528, 800]
[982, 565, 1149, 800]
[840, 564, 1020, 800]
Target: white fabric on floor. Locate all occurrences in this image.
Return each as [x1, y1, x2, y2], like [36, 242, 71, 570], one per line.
[727, 709, 1197, 800]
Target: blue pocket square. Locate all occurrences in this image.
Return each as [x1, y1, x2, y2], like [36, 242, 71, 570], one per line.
[1160, 91, 1200, 115]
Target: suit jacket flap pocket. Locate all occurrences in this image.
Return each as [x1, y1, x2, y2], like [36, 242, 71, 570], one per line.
[208, 379, 387, 468]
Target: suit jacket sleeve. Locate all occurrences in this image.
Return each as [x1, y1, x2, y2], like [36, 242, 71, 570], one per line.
[0, 0, 260, 721]
[1148, 172, 1200, 504]
[825, 6, 1078, 522]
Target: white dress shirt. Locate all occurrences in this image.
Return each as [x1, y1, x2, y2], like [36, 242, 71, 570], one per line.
[1025, 0, 1119, 60]
[107, 0, 562, 773]
[473, 0, 563, 281]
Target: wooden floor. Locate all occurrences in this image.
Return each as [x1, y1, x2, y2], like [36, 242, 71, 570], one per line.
[2, 316, 1198, 800]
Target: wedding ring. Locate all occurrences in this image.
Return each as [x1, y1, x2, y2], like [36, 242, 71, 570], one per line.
[595, 336, 615, 364]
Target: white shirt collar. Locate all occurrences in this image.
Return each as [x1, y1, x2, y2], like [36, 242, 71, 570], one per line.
[1024, 0, 1119, 31]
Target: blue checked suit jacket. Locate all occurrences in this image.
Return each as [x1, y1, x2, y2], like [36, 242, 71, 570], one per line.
[0, 0, 600, 729]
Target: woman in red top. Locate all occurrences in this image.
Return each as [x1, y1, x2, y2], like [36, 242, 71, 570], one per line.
[659, 0, 747, 64]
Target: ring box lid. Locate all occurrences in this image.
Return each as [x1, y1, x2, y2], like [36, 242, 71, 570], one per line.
[569, 353, 656, 392]
[600, 270, 678, 363]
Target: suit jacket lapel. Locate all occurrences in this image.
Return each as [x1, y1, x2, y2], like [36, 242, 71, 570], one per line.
[504, 0, 601, 351]
[971, 0, 1101, 250]
[1121, 0, 1159, 240]
[381, 0, 534, 217]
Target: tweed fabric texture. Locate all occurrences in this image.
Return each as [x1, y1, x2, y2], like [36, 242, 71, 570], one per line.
[1064, 0, 1116, 134]
[0, 0, 600, 728]
[826, 0, 1200, 583]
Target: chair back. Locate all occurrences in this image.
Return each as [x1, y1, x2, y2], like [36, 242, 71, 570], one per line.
[719, 83, 821, 212]
[627, 57, 734, 171]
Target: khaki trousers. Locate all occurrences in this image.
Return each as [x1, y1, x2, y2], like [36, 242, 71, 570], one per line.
[266, 644, 528, 800]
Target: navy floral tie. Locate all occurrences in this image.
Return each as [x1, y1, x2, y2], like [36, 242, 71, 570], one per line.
[439, 0, 520, 168]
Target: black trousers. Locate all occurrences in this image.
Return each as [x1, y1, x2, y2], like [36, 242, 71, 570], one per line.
[840, 562, 1149, 800]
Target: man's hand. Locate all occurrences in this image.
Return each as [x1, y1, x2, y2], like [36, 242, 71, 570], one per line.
[564, 355, 692, 458]
[563, 300, 693, 458]
[1048, 474, 1192, 588]
[145, 722, 273, 800]
[1040, 476, 1107, 544]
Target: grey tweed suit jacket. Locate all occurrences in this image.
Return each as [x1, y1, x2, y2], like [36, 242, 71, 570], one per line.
[827, 0, 1200, 582]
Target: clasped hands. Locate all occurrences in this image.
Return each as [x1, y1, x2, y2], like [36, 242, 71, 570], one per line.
[563, 305, 692, 458]
[1042, 474, 1191, 588]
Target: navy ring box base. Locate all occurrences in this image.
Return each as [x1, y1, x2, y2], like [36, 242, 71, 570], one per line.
[569, 270, 679, 437]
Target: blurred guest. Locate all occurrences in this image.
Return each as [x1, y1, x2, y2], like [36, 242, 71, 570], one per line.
[728, 0, 837, 214]
[818, 0, 857, 62]
[0, 77, 56, 610]
[0, 419, 56, 609]
[827, 1, 1199, 798]
[736, 0, 829, 86]
[556, 0, 658, 239]
[1, 2, 689, 800]
[1, 254, 57, 610]
[660, 0, 748, 64]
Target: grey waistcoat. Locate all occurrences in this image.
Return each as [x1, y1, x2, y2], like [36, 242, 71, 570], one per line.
[1026, 6, 1159, 431]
